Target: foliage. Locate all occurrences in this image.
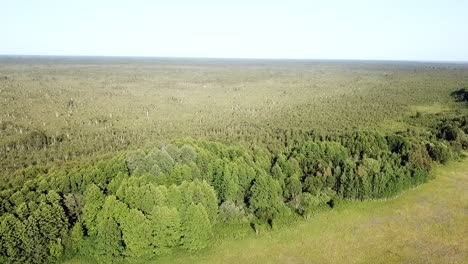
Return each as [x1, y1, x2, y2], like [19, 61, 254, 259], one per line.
[248, 172, 283, 222]
[181, 203, 213, 251]
[1, 112, 466, 263]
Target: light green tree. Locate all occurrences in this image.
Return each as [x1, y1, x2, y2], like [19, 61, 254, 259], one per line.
[81, 184, 105, 236]
[149, 206, 181, 255]
[181, 203, 213, 251]
[122, 209, 153, 259]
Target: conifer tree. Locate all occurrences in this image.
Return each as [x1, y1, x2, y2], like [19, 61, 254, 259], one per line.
[181, 203, 213, 251]
[0, 213, 26, 263]
[81, 184, 105, 236]
[195, 180, 219, 225]
[149, 206, 181, 255]
[70, 222, 84, 254]
[94, 216, 124, 264]
[248, 173, 283, 222]
[122, 209, 153, 259]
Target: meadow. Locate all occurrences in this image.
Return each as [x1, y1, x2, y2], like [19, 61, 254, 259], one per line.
[0, 57, 467, 264]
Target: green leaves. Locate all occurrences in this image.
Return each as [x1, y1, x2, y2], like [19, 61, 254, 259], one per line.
[81, 184, 105, 236]
[181, 203, 213, 251]
[0, 213, 26, 263]
[70, 222, 84, 253]
[248, 173, 283, 222]
[122, 209, 153, 259]
[149, 206, 181, 255]
[94, 216, 124, 263]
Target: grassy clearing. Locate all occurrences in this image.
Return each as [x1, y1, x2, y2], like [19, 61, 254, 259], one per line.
[379, 102, 456, 133]
[411, 103, 453, 115]
[65, 158, 468, 264]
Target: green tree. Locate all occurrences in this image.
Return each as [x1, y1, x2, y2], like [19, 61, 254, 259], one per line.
[126, 150, 147, 174]
[81, 184, 105, 236]
[21, 192, 68, 264]
[409, 144, 432, 169]
[122, 209, 153, 259]
[32, 191, 68, 258]
[198, 180, 219, 225]
[284, 175, 302, 209]
[149, 206, 181, 255]
[166, 184, 182, 209]
[0, 213, 26, 263]
[70, 222, 84, 254]
[427, 142, 451, 164]
[248, 173, 283, 222]
[107, 171, 128, 195]
[181, 203, 213, 251]
[169, 164, 193, 185]
[94, 216, 124, 264]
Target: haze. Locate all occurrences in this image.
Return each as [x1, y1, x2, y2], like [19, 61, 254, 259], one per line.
[1, 0, 468, 61]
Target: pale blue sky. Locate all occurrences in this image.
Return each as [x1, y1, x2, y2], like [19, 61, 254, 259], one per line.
[1, 0, 468, 61]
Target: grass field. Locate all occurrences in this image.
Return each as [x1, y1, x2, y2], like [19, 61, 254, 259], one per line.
[63, 158, 468, 264]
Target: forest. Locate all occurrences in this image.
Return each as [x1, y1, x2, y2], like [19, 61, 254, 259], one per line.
[1, 104, 467, 263]
[0, 58, 468, 263]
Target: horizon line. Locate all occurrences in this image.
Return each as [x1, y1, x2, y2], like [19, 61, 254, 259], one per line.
[1, 54, 468, 64]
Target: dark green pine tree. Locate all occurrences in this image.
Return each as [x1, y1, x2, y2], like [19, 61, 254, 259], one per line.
[45, 191, 69, 241]
[20, 191, 69, 263]
[23, 214, 47, 264]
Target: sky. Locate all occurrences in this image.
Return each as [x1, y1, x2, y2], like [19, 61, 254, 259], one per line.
[1, 0, 468, 61]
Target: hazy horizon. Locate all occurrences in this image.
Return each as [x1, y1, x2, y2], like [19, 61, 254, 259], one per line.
[1, 54, 468, 64]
